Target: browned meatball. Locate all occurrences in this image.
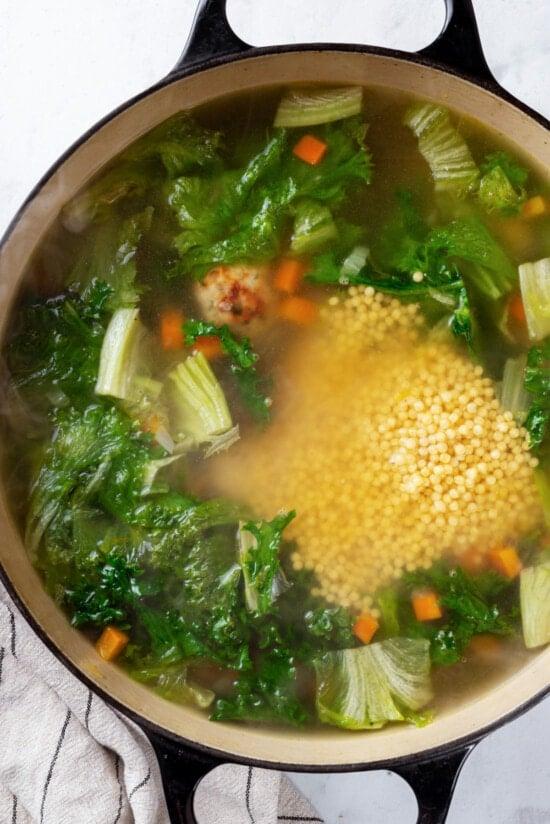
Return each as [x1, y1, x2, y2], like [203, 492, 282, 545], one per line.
[194, 264, 274, 332]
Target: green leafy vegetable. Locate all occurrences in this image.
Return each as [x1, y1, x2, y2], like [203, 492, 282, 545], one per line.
[520, 560, 550, 648]
[169, 351, 233, 446]
[70, 209, 153, 312]
[524, 337, 550, 451]
[274, 86, 363, 128]
[238, 512, 295, 616]
[290, 201, 337, 254]
[402, 565, 518, 665]
[167, 119, 371, 277]
[184, 319, 271, 423]
[478, 151, 528, 215]
[95, 308, 154, 403]
[404, 104, 479, 195]
[519, 258, 550, 342]
[8, 282, 110, 412]
[315, 638, 433, 730]
[131, 662, 215, 708]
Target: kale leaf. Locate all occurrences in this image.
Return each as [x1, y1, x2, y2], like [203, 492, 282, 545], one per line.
[396, 564, 518, 666]
[238, 511, 295, 616]
[524, 338, 550, 451]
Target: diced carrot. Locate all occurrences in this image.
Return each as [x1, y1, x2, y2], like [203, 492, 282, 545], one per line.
[458, 547, 487, 574]
[141, 413, 160, 435]
[412, 590, 443, 622]
[468, 634, 502, 659]
[274, 258, 308, 294]
[522, 195, 550, 219]
[160, 309, 185, 351]
[192, 335, 223, 360]
[278, 296, 318, 326]
[95, 626, 129, 662]
[507, 291, 527, 327]
[489, 545, 522, 579]
[353, 613, 379, 645]
[293, 134, 328, 166]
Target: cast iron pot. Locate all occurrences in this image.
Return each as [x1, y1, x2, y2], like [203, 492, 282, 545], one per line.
[1, 2, 549, 822]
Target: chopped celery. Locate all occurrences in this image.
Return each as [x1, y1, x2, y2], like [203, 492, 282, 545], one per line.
[404, 104, 479, 195]
[95, 308, 150, 402]
[169, 352, 232, 446]
[274, 86, 363, 128]
[500, 355, 529, 423]
[520, 560, 550, 648]
[519, 258, 550, 341]
[340, 245, 369, 280]
[314, 638, 433, 730]
[291, 201, 337, 255]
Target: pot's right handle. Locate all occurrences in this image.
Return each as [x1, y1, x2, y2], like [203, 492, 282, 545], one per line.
[392, 743, 476, 824]
[419, 0, 495, 85]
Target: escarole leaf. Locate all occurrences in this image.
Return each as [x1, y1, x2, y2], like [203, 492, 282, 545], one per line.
[315, 638, 433, 730]
[404, 104, 479, 195]
[238, 511, 295, 616]
[519, 258, 550, 342]
[274, 86, 363, 127]
[168, 351, 233, 446]
[520, 560, 550, 648]
[290, 201, 337, 254]
[131, 663, 215, 708]
[478, 151, 528, 215]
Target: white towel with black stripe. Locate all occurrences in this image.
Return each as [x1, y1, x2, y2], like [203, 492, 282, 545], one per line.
[0, 584, 324, 824]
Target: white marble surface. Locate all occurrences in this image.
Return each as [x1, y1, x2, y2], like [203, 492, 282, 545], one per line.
[1, 1, 549, 822]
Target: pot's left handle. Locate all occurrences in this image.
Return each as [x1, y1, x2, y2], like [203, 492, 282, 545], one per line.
[147, 728, 221, 824]
[171, 0, 252, 74]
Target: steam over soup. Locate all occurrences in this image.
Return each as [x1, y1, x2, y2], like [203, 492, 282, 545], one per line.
[5, 86, 550, 731]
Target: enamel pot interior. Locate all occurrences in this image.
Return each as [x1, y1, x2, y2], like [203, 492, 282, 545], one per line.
[1, 49, 549, 769]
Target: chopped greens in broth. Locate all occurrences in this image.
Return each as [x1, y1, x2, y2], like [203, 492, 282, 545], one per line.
[5, 84, 550, 732]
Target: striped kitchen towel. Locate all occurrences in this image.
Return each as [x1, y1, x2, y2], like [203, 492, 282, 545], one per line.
[0, 584, 324, 824]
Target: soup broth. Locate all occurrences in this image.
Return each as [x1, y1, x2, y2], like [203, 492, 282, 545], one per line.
[4, 84, 550, 731]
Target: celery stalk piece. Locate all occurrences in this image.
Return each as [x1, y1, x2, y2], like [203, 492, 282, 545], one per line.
[274, 86, 363, 128]
[404, 104, 479, 195]
[95, 308, 149, 401]
[518, 258, 550, 341]
[169, 351, 232, 446]
[520, 561, 550, 648]
[340, 245, 369, 280]
[500, 355, 529, 423]
[315, 638, 433, 730]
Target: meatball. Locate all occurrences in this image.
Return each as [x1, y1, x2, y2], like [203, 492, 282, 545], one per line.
[194, 264, 274, 333]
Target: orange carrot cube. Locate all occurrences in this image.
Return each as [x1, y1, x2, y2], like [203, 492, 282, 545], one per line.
[96, 626, 129, 662]
[412, 590, 443, 622]
[353, 613, 379, 645]
[293, 134, 328, 166]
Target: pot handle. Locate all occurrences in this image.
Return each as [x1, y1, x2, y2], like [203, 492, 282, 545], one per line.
[419, 0, 495, 84]
[172, 0, 252, 73]
[147, 728, 220, 824]
[392, 743, 476, 824]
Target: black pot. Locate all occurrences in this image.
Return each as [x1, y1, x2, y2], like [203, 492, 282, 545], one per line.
[1, 2, 549, 823]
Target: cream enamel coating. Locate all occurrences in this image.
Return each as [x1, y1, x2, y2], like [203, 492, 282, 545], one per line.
[0, 50, 549, 767]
